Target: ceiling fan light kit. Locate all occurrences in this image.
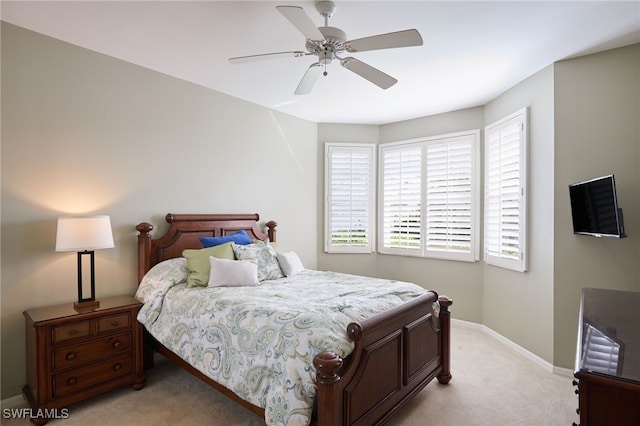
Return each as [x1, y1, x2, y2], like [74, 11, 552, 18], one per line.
[228, 1, 423, 95]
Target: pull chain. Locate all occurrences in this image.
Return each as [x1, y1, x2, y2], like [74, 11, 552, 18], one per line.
[323, 52, 328, 76]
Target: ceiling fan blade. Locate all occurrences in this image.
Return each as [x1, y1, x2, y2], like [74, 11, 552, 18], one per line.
[346, 29, 423, 52]
[228, 51, 307, 64]
[341, 57, 397, 89]
[276, 6, 325, 41]
[295, 63, 323, 95]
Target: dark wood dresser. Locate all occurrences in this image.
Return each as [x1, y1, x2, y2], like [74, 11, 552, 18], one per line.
[574, 288, 640, 426]
[23, 295, 146, 425]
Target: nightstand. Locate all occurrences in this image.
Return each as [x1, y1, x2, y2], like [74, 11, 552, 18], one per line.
[23, 295, 146, 425]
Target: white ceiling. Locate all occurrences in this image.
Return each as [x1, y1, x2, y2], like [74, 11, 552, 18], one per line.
[2, 1, 639, 124]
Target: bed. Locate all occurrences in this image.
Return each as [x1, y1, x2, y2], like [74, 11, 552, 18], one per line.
[135, 213, 452, 426]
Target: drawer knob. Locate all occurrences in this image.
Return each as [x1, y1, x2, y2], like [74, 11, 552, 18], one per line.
[110, 321, 120, 327]
[114, 363, 122, 371]
[68, 329, 79, 336]
[113, 341, 121, 349]
[67, 377, 77, 385]
[65, 352, 77, 361]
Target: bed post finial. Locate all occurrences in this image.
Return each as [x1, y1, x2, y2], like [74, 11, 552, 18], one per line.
[136, 222, 154, 283]
[314, 351, 343, 385]
[266, 220, 278, 242]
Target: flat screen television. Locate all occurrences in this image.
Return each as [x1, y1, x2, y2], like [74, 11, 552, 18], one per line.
[569, 174, 626, 238]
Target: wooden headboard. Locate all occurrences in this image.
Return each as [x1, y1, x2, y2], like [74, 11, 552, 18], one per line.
[135, 213, 277, 283]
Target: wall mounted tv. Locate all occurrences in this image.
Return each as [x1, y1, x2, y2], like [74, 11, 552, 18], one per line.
[569, 174, 626, 238]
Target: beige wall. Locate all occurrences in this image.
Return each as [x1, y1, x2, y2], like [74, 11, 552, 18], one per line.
[553, 44, 640, 368]
[1, 23, 319, 398]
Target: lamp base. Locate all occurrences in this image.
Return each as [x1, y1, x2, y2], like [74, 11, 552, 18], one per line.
[74, 299, 100, 312]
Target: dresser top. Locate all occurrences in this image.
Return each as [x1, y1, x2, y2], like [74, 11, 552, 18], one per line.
[24, 295, 140, 324]
[576, 288, 640, 383]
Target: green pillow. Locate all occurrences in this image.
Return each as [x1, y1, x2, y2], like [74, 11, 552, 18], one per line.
[183, 242, 235, 287]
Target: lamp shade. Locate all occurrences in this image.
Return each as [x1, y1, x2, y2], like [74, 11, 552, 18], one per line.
[55, 215, 115, 252]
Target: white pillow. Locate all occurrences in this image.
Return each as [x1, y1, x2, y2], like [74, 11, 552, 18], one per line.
[276, 251, 305, 277]
[207, 256, 259, 287]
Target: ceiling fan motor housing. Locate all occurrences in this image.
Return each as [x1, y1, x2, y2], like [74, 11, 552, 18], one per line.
[308, 26, 346, 64]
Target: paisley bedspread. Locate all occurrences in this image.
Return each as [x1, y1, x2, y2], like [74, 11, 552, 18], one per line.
[135, 258, 427, 426]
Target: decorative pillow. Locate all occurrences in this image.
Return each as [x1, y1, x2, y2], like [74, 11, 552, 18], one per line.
[276, 251, 305, 277]
[182, 242, 235, 287]
[199, 230, 252, 248]
[252, 239, 279, 253]
[207, 257, 259, 287]
[232, 241, 284, 281]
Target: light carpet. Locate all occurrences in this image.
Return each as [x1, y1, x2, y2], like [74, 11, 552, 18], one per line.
[4, 321, 579, 425]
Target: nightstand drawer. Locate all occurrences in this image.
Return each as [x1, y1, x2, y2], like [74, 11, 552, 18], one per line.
[53, 333, 132, 371]
[98, 313, 130, 334]
[53, 354, 133, 398]
[53, 321, 91, 343]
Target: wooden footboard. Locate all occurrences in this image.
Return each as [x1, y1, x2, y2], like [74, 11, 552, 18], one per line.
[313, 292, 452, 426]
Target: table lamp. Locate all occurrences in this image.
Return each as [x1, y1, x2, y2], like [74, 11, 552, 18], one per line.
[55, 215, 114, 311]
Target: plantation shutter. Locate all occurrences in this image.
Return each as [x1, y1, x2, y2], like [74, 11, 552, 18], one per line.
[484, 108, 527, 271]
[425, 136, 476, 260]
[380, 144, 422, 253]
[325, 144, 375, 253]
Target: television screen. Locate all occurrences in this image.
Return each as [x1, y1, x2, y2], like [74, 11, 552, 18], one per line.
[569, 175, 625, 238]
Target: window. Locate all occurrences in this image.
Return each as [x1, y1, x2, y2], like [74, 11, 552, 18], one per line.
[324, 143, 376, 253]
[484, 108, 528, 271]
[424, 135, 479, 260]
[380, 144, 422, 254]
[379, 131, 480, 262]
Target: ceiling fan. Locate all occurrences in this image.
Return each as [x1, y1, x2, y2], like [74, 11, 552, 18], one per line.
[228, 1, 423, 95]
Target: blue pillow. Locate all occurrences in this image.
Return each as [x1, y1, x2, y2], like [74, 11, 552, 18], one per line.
[199, 230, 252, 248]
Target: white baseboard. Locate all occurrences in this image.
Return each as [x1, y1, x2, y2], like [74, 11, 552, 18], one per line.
[0, 394, 26, 409]
[552, 365, 574, 377]
[452, 318, 574, 377]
